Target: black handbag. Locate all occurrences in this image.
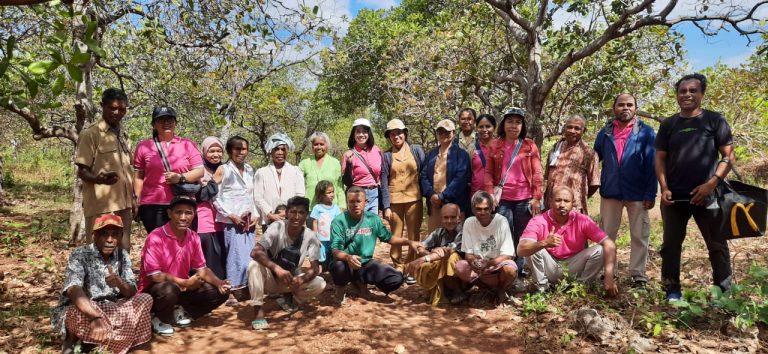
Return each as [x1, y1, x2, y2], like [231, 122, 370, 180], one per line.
[716, 168, 768, 239]
[197, 180, 219, 202]
[342, 159, 354, 188]
[270, 229, 304, 273]
[153, 137, 201, 196]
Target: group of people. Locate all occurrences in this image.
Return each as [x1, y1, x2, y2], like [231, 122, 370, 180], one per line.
[53, 73, 737, 353]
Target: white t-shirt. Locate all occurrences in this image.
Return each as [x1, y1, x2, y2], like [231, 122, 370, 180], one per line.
[461, 213, 515, 259]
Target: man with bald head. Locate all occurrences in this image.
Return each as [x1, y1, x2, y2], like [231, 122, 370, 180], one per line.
[407, 203, 465, 305]
[544, 114, 600, 214]
[518, 186, 618, 296]
[594, 93, 657, 288]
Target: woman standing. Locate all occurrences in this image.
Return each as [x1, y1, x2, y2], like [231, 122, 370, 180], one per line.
[341, 118, 383, 213]
[197, 137, 226, 280]
[133, 106, 204, 232]
[484, 107, 542, 274]
[470, 114, 497, 197]
[380, 119, 425, 277]
[213, 136, 259, 296]
[299, 132, 346, 210]
[253, 132, 305, 230]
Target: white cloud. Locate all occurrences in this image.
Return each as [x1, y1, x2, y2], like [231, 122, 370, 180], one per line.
[356, 0, 398, 10]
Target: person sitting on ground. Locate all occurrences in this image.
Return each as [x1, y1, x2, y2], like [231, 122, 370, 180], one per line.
[247, 196, 327, 330]
[517, 186, 618, 296]
[138, 195, 231, 336]
[406, 203, 465, 305]
[52, 214, 152, 354]
[455, 191, 518, 303]
[330, 186, 422, 304]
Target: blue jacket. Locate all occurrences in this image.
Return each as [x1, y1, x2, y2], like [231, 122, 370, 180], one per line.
[380, 144, 426, 209]
[420, 143, 470, 213]
[593, 119, 657, 201]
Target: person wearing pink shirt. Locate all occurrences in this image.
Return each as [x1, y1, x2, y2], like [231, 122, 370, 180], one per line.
[341, 118, 383, 213]
[196, 136, 225, 280]
[517, 186, 618, 296]
[138, 196, 230, 336]
[133, 106, 204, 233]
[469, 113, 496, 197]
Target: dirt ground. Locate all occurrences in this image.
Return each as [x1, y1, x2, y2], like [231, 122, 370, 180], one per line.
[1, 184, 767, 353]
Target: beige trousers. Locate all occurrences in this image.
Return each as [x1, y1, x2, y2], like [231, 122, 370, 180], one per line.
[247, 261, 326, 306]
[528, 245, 604, 290]
[599, 198, 650, 281]
[84, 208, 133, 250]
[389, 200, 424, 268]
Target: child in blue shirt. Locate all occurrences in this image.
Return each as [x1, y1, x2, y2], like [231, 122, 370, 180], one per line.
[310, 180, 342, 271]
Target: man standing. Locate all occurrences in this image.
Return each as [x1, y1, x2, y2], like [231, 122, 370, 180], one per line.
[455, 108, 477, 156]
[518, 186, 618, 296]
[75, 88, 135, 249]
[544, 114, 600, 214]
[593, 94, 657, 288]
[247, 196, 326, 330]
[655, 73, 735, 301]
[330, 186, 422, 304]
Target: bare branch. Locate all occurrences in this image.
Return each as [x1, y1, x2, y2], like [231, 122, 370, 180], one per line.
[4, 99, 78, 143]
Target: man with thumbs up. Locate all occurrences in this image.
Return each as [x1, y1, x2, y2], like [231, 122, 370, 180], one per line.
[517, 186, 618, 296]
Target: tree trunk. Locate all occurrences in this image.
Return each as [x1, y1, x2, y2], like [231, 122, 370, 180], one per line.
[0, 155, 5, 205]
[68, 165, 85, 244]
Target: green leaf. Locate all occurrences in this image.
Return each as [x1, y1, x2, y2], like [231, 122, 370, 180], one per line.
[41, 101, 63, 109]
[65, 64, 83, 82]
[5, 35, 15, 59]
[0, 60, 8, 78]
[84, 20, 98, 40]
[26, 80, 38, 99]
[51, 73, 65, 96]
[313, 5, 319, 14]
[84, 39, 107, 57]
[28, 60, 56, 75]
[47, 48, 65, 64]
[70, 51, 91, 65]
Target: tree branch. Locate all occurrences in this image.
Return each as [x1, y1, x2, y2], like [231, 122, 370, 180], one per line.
[4, 99, 78, 143]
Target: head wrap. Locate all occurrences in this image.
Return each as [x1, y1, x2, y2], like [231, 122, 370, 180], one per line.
[264, 132, 295, 154]
[200, 136, 224, 183]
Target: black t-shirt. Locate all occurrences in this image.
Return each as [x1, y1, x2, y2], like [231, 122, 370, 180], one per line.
[655, 110, 733, 198]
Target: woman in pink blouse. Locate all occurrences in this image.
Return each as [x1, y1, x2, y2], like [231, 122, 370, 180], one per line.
[469, 114, 497, 198]
[133, 106, 204, 233]
[341, 118, 383, 213]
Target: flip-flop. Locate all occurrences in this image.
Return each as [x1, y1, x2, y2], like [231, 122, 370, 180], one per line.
[251, 319, 269, 330]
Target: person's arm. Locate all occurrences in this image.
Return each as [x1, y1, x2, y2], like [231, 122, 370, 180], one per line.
[148, 272, 197, 289]
[601, 237, 618, 297]
[77, 164, 119, 185]
[251, 242, 293, 285]
[195, 267, 230, 294]
[516, 226, 561, 257]
[380, 153, 392, 215]
[690, 144, 735, 205]
[296, 260, 321, 286]
[104, 265, 136, 299]
[483, 143, 497, 194]
[387, 235, 422, 250]
[66, 286, 110, 342]
[655, 150, 672, 206]
[252, 169, 274, 222]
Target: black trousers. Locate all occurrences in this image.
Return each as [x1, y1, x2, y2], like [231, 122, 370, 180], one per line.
[660, 202, 732, 291]
[139, 204, 197, 233]
[147, 281, 227, 324]
[330, 260, 404, 294]
[199, 231, 227, 280]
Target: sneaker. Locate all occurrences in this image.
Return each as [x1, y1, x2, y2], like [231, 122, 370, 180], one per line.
[405, 276, 417, 285]
[666, 289, 682, 302]
[173, 306, 192, 327]
[334, 288, 347, 306]
[151, 316, 174, 336]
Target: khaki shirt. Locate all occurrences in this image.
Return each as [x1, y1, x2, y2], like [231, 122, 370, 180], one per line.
[75, 120, 134, 217]
[389, 144, 420, 204]
[433, 147, 449, 194]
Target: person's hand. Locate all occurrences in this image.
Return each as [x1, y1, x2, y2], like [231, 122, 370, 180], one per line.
[346, 255, 362, 270]
[643, 200, 655, 210]
[690, 180, 717, 206]
[414, 244, 428, 256]
[470, 256, 488, 272]
[98, 171, 119, 185]
[291, 274, 306, 289]
[430, 194, 443, 208]
[274, 267, 294, 286]
[105, 265, 123, 289]
[542, 226, 562, 248]
[406, 257, 424, 276]
[530, 199, 541, 215]
[217, 280, 232, 295]
[163, 172, 182, 185]
[184, 274, 204, 291]
[343, 150, 354, 163]
[248, 215, 259, 229]
[603, 276, 619, 297]
[660, 189, 673, 206]
[383, 208, 392, 221]
[89, 317, 109, 342]
[267, 213, 284, 222]
[228, 214, 246, 230]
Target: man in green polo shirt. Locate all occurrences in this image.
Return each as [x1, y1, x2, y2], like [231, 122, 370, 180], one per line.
[330, 186, 422, 305]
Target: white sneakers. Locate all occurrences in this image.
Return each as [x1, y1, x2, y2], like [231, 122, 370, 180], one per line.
[151, 316, 174, 336]
[152, 306, 192, 336]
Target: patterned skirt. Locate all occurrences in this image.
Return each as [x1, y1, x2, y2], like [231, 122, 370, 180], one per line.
[64, 293, 153, 354]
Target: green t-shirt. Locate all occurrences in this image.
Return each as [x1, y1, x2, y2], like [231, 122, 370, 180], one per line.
[330, 211, 392, 264]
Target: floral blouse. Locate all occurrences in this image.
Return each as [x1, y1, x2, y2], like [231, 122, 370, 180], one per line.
[50, 244, 135, 334]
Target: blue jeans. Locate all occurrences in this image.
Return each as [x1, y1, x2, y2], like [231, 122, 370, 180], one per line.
[364, 187, 379, 214]
[496, 199, 532, 275]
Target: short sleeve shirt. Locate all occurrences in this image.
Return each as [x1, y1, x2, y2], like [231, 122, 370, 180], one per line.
[138, 223, 206, 292]
[310, 204, 342, 241]
[330, 211, 391, 265]
[259, 221, 321, 275]
[544, 140, 600, 213]
[422, 227, 463, 251]
[520, 210, 608, 260]
[133, 136, 204, 205]
[461, 214, 516, 258]
[654, 110, 733, 197]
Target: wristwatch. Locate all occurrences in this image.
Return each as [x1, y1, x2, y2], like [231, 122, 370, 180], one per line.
[179, 174, 186, 184]
[424, 255, 431, 263]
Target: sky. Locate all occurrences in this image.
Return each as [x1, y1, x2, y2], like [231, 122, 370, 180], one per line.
[341, 0, 763, 71]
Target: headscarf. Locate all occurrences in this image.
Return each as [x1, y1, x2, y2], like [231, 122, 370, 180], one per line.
[200, 136, 224, 184]
[264, 132, 295, 155]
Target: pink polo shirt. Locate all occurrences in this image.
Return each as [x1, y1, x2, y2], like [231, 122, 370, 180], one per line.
[520, 210, 607, 260]
[347, 145, 382, 187]
[612, 119, 634, 164]
[133, 136, 204, 205]
[500, 140, 532, 201]
[138, 223, 206, 292]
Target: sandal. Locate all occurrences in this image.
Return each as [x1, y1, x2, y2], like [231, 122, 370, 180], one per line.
[251, 319, 270, 330]
[276, 296, 299, 313]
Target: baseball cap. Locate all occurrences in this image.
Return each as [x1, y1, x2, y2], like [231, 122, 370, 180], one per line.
[93, 214, 123, 231]
[152, 106, 177, 122]
[502, 107, 526, 118]
[168, 195, 197, 209]
[352, 118, 372, 128]
[384, 119, 407, 138]
[434, 119, 456, 132]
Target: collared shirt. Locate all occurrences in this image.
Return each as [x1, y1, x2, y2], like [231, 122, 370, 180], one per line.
[521, 210, 607, 260]
[253, 161, 305, 223]
[612, 118, 635, 164]
[75, 120, 134, 217]
[544, 139, 600, 213]
[299, 155, 346, 209]
[51, 244, 135, 334]
[133, 135, 204, 205]
[422, 226, 463, 259]
[433, 146, 449, 194]
[457, 131, 476, 157]
[388, 143, 421, 204]
[138, 223, 206, 292]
